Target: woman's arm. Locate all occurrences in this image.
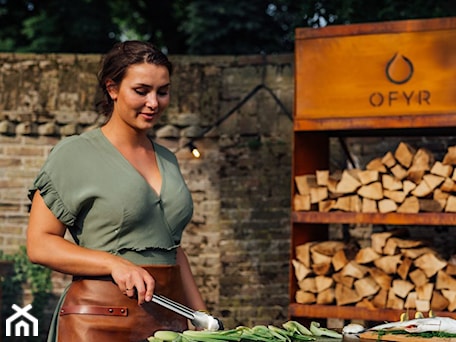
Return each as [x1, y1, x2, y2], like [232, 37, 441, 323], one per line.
[176, 246, 207, 311]
[26, 190, 154, 304]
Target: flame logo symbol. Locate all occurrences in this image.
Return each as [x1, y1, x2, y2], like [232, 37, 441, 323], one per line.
[385, 53, 414, 84]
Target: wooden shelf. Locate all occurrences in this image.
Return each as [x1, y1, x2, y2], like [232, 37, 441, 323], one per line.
[292, 212, 456, 226]
[290, 17, 456, 324]
[289, 303, 456, 322]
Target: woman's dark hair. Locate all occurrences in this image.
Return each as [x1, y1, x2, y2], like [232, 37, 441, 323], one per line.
[97, 40, 173, 117]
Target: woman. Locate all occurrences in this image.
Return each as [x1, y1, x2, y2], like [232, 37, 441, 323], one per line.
[26, 41, 207, 341]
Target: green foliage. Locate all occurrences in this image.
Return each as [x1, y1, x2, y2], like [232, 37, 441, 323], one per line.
[0, 246, 52, 340]
[0, 0, 455, 54]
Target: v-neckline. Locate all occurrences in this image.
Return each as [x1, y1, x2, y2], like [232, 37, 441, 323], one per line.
[97, 128, 163, 197]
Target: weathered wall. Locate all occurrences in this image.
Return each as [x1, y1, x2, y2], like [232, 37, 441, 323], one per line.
[0, 52, 294, 332]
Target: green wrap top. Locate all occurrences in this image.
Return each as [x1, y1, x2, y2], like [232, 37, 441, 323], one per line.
[29, 128, 193, 265]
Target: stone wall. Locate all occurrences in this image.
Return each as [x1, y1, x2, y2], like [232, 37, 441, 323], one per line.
[0, 52, 294, 332]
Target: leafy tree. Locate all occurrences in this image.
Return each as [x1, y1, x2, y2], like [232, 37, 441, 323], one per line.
[0, 0, 455, 54]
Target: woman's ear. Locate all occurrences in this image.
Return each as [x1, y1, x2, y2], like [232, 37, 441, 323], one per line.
[106, 80, 118, 100]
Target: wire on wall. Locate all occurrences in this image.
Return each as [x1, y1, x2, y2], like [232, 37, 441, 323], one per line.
[180, 84, 292, 158]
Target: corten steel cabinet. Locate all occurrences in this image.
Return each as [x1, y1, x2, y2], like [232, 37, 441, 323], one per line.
[290, 17, 456, 322]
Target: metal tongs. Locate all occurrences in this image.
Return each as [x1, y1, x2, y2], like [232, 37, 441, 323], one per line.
[152, 294, 224, 331]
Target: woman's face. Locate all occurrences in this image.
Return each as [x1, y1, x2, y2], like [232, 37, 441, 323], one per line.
[107, 63, 171, 131]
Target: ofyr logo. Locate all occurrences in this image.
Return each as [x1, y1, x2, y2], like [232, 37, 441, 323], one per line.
[5, 304, 39, 337]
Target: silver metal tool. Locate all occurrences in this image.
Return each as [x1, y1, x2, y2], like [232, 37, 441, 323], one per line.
[152, 294, 224, 331]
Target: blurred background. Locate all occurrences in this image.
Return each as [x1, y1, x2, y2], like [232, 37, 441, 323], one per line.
[1, 0, 455, 55]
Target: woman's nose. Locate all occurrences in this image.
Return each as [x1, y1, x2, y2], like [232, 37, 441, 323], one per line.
[145, 93, 158, 109]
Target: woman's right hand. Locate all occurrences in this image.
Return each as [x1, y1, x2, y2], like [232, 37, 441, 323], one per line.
[110, 261, 156, 305]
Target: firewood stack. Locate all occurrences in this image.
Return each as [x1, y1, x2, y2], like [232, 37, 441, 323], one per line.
[294, 142, 456, 213]
[293, 232, 456, 311]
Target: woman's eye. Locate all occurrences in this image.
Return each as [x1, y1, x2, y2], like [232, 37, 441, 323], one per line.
[134, 89, 147, 96]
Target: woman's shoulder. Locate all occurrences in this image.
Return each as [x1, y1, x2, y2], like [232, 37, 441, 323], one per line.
[50, 128, 101, 154]
[153, 141, 179, 164]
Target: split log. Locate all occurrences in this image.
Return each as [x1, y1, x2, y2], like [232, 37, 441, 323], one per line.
[431, 161, 453, 177]
[311, 241, 345, 257]
[442, 290, 456, 311]
[436, 270, 456, 290]
[387, 288, 404, 309]
[341, 261, 368, 279]
[391, 164, 408, 180]
[310, 187, 328, 204]
[295, 175, 317, 195]
[419, 198, 444, 212]
[403, 180, 417, 195]
[411, 148, 434, 172]
[409, 269, 428, 287]
[316, 288, 334, 304]
[374, 255, 402, 274]
[443, 146, 456, 165]
[397, 196, 419, 213]
[397, 257, 413, 280]
[312, 263, 331, 276]
[369, 267, 392, 290]
[332, 272, 355, 288]
[315, 275, 334, 292]
[334, 195, 361, 212]
[355, 247, 380, 264]
[423, 173, 445, 191]
[357, 182, 383, 200]
[354, 276, 380, 298]
[356, 298, 377, 310]
[440, 178, 456, 193]
[446, 263, 456, 276]
[416, 283, 434, 301]
[335, 283, 362, 306]
[415, 299, 431, 312]
[431, 290, 450, 311]
[392, 279, 415, 299]
[357, 170, 379, 185]
[336, 170, 362, 194]
[295, 242, 314, 268]
[411, 180, 433, 197]
[332, 249, 349, 272]
[378, 199, 398, 213]
[362, 198, 378, 213]
[414, 253, 447, 277]
[366, 157, 387, 173]
[316, 170, 330, 186]
[311, 250, 332, 265]
[405, 291, 417, 309]
[402, 247, 437, 259]
[372, 288, 388, 308]
[382, 174, 402, 191]
[295, 290, 316, 304]
[318, 199, 336, 212]
[382, 151, 397, 169]
[294, 194, 311, 211]
[397, 196, 420, 214]
[298, 277, 317, 293]
[395, 142, 415, 168]
[292, 259, 311, 281]
[445, 195, 456, 212]
[371, 232, 393, 254]
[383, 190, 406, 203]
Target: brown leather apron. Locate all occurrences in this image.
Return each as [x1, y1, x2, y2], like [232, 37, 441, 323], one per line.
[57, 265, 188, 342]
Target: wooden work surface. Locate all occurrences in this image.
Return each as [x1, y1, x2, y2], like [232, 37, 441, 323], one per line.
[359, 331, 456, 341]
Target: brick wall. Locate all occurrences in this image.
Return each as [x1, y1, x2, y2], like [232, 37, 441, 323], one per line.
[0, 52, 294, 331]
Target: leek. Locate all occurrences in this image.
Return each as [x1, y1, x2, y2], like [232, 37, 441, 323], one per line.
[309, 322, 342, 338]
